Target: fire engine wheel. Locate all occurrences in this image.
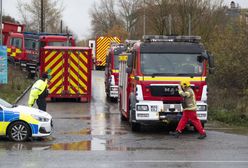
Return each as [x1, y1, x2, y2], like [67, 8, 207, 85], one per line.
[129, 101, 141, 132]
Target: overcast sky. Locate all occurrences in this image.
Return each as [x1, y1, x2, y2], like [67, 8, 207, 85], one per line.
[2, 0, 248, 40]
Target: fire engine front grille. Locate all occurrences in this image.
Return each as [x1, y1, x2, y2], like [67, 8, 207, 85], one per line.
[150, 85, 180, 97]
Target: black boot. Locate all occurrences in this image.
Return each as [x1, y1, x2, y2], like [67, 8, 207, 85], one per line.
[198, 133, 207, 139]
[169, 131, 181, 138]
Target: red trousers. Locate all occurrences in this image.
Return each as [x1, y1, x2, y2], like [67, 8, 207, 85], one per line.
[176, 110, 205, 135]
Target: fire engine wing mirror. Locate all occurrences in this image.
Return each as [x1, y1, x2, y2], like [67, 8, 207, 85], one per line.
[127, 54, 133, 68]
[197, 51, 208, 63]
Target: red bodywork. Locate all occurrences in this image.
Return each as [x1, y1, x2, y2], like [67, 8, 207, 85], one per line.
[40, 46, 92, 102]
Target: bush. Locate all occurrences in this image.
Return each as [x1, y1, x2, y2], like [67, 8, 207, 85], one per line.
[0, 64, 33, 103]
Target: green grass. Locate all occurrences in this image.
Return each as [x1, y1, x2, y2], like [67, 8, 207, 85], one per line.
[0, 64, 33, 104]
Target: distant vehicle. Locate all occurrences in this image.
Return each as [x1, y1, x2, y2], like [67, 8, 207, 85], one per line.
[89, 36, 120, 70]
[105, 43, 127, 101]
[39, 33, 76, 48]
[2, 22, 39, 78]
[0, 98, 53, 142]
[39, 46, 92, 102]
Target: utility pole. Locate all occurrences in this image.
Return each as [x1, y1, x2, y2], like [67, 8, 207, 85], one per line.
[168, 14, 172, 35]
[60, 20, 63, 33]
[188, 14, 191, 36]
[41, 0, 44, 32]
[143, 0, 146, 36]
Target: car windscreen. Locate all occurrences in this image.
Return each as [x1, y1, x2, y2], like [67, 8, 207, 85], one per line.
[140, 53, 203, 76]
[0, 99, 13, 108]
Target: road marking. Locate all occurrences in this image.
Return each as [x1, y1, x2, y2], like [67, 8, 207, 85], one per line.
[116, 160, 248, 163]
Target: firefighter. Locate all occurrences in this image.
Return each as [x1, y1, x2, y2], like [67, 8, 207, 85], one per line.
[170, 80, 207, 139]
[28, 73, 49, 111]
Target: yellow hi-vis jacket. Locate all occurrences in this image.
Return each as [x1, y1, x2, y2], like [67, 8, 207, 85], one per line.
[28, 79, 48, 107]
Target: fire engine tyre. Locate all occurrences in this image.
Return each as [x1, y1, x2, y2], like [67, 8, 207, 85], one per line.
[129, 96, 141, 132]
[7, 121, 31, 142]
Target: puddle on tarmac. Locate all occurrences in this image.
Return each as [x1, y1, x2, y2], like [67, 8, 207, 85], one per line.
[61, 128, 128, 136]
[50, 139, 174, 151]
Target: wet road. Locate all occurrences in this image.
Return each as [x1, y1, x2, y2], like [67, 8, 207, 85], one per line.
[0, 71, 248, 168]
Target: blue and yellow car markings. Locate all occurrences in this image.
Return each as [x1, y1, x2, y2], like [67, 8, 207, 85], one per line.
[0, 110, 39, 135]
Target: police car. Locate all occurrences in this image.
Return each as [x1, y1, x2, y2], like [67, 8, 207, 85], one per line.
[0, 98, 52, 142]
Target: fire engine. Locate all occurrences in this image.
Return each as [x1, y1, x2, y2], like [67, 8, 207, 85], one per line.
[104, 43, 127, 101]
[118, 35, 214, 131]
[2, 22, 39, 78]
[94, 36, 121, 70]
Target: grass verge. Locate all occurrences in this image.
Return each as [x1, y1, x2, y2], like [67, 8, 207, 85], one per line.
[0, 64, 33, 104]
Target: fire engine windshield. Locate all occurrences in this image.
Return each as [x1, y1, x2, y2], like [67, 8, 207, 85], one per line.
[48, 41, 72, 46]
[141, 53, 203, 76]
[25, 39, 39, 50]
[114, 54, 119, 69]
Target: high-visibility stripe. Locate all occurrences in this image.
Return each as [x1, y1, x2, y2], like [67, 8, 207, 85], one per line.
[131, 76, 205, 82]
[45, 52, 63, 72]
[96, 37, 120, 66]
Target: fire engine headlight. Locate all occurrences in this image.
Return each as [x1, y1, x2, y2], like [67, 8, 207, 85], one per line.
[197, 105, 207, 111]
[136, 105, 149, 111]
[150, 105, 158, 112]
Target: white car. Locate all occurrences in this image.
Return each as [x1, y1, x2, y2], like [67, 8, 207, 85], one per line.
[0, 98, 53, 142]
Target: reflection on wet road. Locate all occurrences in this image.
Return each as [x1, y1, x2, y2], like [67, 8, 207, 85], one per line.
[1, 71, 248, 168]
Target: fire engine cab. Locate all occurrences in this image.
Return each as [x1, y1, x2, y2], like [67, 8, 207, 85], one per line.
[118, 35, 214, 131]
[105, 43, 127, 101]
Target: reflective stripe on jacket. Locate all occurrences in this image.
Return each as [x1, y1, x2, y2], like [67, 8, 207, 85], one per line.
[179, 87, 197, 111]
[28, 79, 48, 107]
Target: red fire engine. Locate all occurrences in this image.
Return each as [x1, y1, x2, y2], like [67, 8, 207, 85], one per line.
[118, 35, 214, 131]
[104, 43, 127, 101]
[2, 22, 39, 78]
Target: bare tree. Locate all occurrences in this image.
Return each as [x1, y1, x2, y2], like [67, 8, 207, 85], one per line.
[119, 0, 141, 38]
[17, 0, 63, 33]
[90, 0, 124, 37]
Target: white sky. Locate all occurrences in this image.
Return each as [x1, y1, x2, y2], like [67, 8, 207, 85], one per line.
[2, 0, 248, 40]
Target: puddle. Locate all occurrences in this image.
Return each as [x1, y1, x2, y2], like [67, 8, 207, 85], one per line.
[61, 128, 128, 136]
[50, 139, 175, 151]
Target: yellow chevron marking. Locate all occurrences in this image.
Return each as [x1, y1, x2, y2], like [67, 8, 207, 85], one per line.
[50, 79, 63, 94]
[7, 48, 11, 52]
[50, 61, 63, 76]
[70, 60, 88, 82]
[45, 52, 63, 72]
[10, 52, 16, 57]
[56, 86, 64, 94]
[50, 69, 63, 85]
[71, 53, 88, 74]
[69, 70, 87, 92]
[112, 69, 119, 73]
[80, 52, 88, 64]
[16, 49, 22, 53]
[132, 76, 205, 81]
[68, 80, 83, 94]
[45, 51, 57, 64]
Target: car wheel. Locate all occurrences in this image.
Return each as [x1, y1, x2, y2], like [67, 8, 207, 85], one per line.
[8, 121, 31, 142]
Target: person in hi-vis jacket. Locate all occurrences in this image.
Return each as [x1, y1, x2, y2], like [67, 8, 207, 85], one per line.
[170, 80, 207, 139]
[28, 73, 49, 111]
